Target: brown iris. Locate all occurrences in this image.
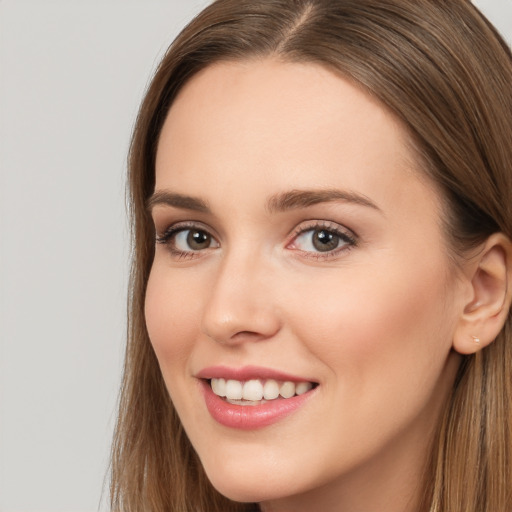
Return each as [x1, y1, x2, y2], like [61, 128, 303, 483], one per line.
[312, 229, 340, 252]
[187, 229, 212, 250]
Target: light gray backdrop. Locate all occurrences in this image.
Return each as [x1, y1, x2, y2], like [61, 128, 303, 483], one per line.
[0, 1, 510, 511]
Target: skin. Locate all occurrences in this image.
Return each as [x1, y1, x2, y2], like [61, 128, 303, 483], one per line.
[145, 59, 468, 512]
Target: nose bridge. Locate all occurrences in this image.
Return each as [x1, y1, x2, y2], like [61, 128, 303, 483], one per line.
[201, 245, 280, 344]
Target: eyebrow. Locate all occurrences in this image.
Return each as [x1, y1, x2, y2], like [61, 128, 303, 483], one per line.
[266, 189, 381, 213]
[147, 191, 210, 213]
[147, 188, 381, 214]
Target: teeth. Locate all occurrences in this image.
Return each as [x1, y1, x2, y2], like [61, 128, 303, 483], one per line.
[279, 381, 295, 399]
[225, 379, 243, 400]
[263, 379, 279, 400]
[211, 377, 226, 396]
[210, 378, 314, 401]
[296, 382, 313, 395]
[243, 380, 264, 401]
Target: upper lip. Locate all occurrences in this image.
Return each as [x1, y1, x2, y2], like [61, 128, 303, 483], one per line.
[195, 365, 317, 383]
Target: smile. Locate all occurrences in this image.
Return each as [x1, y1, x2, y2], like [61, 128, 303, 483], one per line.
[196, 366, 318, 429]
[210, 378, 314, 404]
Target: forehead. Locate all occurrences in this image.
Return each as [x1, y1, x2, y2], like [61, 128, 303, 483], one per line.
[155, 59, 435, 214]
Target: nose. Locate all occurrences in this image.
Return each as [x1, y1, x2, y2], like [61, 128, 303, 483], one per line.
[201, 251, 282, 345]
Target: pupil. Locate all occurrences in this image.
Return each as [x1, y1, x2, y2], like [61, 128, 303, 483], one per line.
[187, 230, 210, 250]
[313, 230, 339, 252]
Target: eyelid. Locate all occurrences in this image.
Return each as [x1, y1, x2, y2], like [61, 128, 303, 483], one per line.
[155, 220, 216, 242]
[286, 220, 358, 259]
[154, 219, 357, 261]
[155, 221, 220, 260]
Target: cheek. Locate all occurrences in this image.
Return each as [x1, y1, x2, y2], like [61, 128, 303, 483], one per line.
[275, 257, 460, 467]
[285, 255, 457, 392]
[144, 264, 202, 370]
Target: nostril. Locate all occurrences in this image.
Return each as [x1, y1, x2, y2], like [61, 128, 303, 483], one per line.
[230, 330, 266, 342]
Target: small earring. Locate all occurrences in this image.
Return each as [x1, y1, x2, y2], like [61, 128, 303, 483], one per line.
[472, 336, 480, 345]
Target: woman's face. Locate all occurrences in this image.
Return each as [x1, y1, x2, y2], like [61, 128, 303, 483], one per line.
[146, 60, 465, 511]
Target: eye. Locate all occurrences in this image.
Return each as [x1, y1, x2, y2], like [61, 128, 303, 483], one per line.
[156, 223, 219, 258]
[288, 222, 356, 257]
[174, 229, 214, 251]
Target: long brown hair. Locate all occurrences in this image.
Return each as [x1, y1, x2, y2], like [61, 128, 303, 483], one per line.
[110, 1, 512, 510]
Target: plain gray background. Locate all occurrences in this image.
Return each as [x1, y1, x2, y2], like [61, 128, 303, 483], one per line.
[0, 1, 510, 511]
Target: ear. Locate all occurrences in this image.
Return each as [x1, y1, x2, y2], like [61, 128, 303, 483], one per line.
[453, 233, 512, 355]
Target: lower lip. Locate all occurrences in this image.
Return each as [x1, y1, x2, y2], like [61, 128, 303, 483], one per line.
[200, 380, 316, 430]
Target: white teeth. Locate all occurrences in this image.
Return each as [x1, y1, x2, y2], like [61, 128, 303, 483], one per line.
[279, 381, 295, 399]
[225, 379, 243, 400]
[211, 377, 226, 397]
[296, 382, 313, 395]
[243, 380, 264, 401]
[263, 379, 280, 400]
[210, 377, 315, 401]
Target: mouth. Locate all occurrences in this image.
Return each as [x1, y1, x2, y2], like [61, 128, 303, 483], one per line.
[196, 366, 318, 429]
[208, 377, 317, 406]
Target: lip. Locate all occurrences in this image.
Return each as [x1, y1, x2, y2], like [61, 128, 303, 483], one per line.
[196, 365, 318, 430]
[196, 365, 316, 383]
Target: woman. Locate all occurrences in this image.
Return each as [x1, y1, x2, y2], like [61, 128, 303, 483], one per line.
[110, 1, 512, 511]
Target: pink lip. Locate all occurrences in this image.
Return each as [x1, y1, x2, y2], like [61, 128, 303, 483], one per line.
[196, 366, 318, 430]
[196, 365, 316, 383]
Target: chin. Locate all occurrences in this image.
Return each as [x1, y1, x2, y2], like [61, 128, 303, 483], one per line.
[208, 478, 269, 503]
[201, 458, 295, 504]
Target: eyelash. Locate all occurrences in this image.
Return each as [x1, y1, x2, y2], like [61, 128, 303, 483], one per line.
[155, 220, 358, 261]
[288, 221, 357, 260]
[155, 221, 217, 261]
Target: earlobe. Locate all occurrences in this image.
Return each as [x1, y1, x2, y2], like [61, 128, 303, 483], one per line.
[453, 233, 512, 355]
